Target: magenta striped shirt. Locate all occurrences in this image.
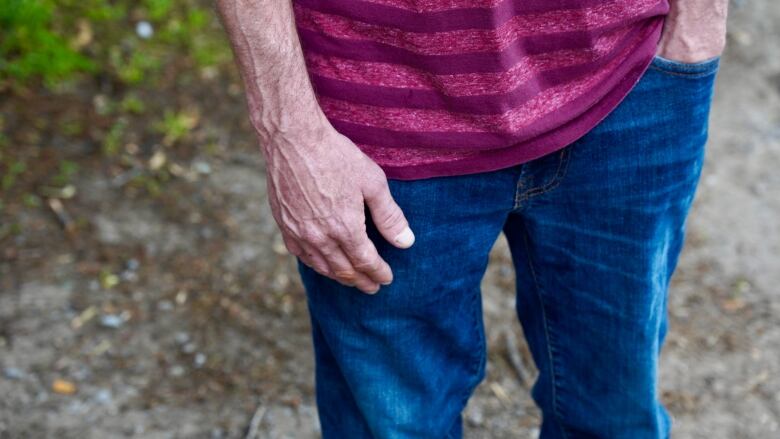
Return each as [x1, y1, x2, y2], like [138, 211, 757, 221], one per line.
[293, 0, 670, 179]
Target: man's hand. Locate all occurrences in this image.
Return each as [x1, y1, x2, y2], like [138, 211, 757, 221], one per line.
[264, 120, 414, 294]
[216, 0, 414, 294]
[657, 0, 729, 63]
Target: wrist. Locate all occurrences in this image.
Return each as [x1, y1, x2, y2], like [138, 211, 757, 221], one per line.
[258, 111, 335, 154]
[657, 24, 726, 62]
[657, 0, 728, 62]
[255, 107, 332, 146]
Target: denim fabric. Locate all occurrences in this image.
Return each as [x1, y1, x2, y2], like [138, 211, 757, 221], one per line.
[298, 54, 719, 439]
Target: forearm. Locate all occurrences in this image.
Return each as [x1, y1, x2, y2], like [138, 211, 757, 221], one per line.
[216, 0, 327, 147]
[658, 0, 729, 62]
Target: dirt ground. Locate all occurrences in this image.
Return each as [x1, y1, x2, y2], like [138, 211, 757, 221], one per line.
[1, 1, 779, 438]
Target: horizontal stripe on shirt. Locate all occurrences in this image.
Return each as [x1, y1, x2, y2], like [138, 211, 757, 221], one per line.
[295, 0, 610, 31]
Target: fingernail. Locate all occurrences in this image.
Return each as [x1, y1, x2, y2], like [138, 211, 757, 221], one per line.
[380, 280, 392, 286]
[394, 227, 415, 248]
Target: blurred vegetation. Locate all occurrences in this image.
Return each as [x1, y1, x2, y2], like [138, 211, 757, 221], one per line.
[0, 0, 242, 236]
[0, 0, 95, 85]
[1, 0, 229, 87]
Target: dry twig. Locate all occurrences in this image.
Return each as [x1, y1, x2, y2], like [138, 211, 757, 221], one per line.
[244, 403, 267, 439]
[504, 327, 532, 388]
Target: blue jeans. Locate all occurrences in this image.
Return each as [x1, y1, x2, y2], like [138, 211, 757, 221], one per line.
[299, 55, 720, 439]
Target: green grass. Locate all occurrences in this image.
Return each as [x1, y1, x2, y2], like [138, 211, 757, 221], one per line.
[1, 0, 230, 87]
[0, 0, 95, 85]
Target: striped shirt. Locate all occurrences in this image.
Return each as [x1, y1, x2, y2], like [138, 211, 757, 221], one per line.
[293, 0, 670, 179]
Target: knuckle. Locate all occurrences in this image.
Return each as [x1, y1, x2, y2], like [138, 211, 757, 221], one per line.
[328, 223, 351, 241]
[340, 227, 365, 247]
[353, 255, 381, 272]
[371, 164, 388, 181]
[377, 206, 404, 228]
[349, 244, 371, 260]
[301, 229, 327, 246]
[318, 244, 337, 257]
[334, 269, 358, 282]
[364, 175, 388, 196]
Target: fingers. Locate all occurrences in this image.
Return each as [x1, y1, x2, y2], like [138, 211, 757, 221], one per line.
[320, 243, 381, 294]
[296, 243, 330, 277]
[363, 177, 415, 249]
[340, 235, 392, 286]
[297, 239, 382, 294]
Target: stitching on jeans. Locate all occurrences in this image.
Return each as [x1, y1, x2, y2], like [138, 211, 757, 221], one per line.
[526, 147, 571, 198]
[516, 148, 572, 207]
[514, 174, 529, 209]
[647, 65, 718, 78]
[520, 228, 571, 439]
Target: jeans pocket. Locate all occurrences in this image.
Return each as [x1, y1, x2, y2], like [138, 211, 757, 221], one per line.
[649, 54, 721, 78]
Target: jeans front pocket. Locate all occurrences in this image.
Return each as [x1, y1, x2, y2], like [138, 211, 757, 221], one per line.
[648, 54, 721, 78]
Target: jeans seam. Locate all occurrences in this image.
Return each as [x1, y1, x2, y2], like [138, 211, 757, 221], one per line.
[520, 229, 571, 439]
[447, 285, 485, 439]
[467, 282, 487, 396]
[515, 147, 572, 208]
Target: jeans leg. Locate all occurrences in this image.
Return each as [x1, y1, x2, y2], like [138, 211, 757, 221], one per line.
[300, 168, 518, 438]
[502, 59, 718, 438]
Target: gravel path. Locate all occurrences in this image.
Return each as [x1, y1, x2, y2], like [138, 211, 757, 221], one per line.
[1, 1, 778, 437]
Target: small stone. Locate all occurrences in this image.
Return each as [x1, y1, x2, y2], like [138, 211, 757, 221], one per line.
[157, 300, 174, 311]
[120, 270, 138, 282]
[730, 29, 752, 46]
[194, 353, 206, 368]
[100, 314, 124, 329]
[3, 367, 24, 380]
[149, 150, 166, 170]
[174, 332, 190, 345]
[733, 278, 752, 295]
[60, 185, 77, 199]
[71, 365, 92, 381]
[94, 389, 113, 405]
[93, 94, 111, 116]
[169, 365, 185, 377]
[126, 259, 140, 271]
[182, 342, 197, 354]
[466, 408, 484, 427]
[192, 161, 211, 175]
[136, 21, 153, 39]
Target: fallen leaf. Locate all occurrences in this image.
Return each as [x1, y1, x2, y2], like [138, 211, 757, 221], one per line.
[52, 379, 77, 395]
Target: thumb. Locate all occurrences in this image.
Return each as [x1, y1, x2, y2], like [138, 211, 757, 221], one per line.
[364, 179, 415, 249]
